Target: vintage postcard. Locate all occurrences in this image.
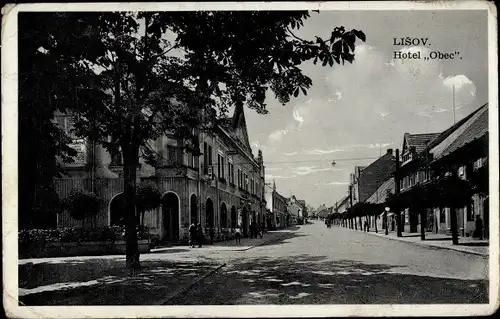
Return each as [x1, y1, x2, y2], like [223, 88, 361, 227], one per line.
[2, 1, 498, 318]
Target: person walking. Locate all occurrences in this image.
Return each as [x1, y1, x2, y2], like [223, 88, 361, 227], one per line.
[189, 222, 196, 248]
[209, 227, 215, 245]
[196, 223, 204, 248]
[363, 220, 368, 232]
[234, 225, 242, 244]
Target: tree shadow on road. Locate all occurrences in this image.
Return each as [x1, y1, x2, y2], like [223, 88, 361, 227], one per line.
[19, 258, 220, 306]
[167, 254, 488, 305]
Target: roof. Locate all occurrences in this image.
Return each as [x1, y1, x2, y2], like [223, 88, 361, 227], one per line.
[366, 177, 395, 204]
[404, 133, 441, 154]
[429, 104, 486, 150]
[335, 196, 349, 208]
[431, 103, 488, 159]
[317, 209, 329, 218]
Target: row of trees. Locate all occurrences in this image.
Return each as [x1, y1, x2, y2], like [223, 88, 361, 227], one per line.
[20, 11, 366, 269]
[332, 172, 483, 244]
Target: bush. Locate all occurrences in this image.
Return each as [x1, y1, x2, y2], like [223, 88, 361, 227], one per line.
[61, 189, 100, 222]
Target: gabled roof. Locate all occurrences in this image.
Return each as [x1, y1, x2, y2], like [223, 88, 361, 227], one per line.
[366, 177, 395, 204]
[402, 133, 441, 155]
[230, 102, 253, 154]
[438, 104, 488, 159]
[431, 103, 488, 159]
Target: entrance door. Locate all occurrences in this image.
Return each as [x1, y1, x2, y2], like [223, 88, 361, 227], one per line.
[206, 198, 214, 229]
[242, 207, 249, 236]
[190, 194, 198, 224]
[162, 193, 179, 242]
[231, 206, 237, 228]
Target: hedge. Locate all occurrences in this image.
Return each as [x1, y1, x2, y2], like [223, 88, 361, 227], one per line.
[19, 225, 150, 250]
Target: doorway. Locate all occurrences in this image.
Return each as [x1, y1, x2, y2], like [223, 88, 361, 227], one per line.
[162, 192, 180, 242]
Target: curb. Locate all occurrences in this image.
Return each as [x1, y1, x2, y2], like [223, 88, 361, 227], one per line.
[159, 263, 226, 305]
[360, 229, 488, 258]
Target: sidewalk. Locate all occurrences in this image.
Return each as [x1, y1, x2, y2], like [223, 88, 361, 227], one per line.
[19, 255, 224, 305]
[348, 227, 488, 257]
[18, 228, 295, 305]
[151, 227, 295, 253]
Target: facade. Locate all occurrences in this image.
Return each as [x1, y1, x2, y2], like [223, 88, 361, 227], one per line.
[54, 102, 266, 244]
[264, 181, 288, 229]
[349, 149, 396, 207]
[287, 195, 303, 226]
[429, 103, 488, 238]
[397, 103, 488, 237]
[365, 177, 395, 230]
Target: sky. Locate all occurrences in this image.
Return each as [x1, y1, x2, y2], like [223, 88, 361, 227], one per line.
[242, 10, 488, 209]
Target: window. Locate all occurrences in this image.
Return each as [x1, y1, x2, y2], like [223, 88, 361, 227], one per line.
[217, 154, 222, 178]
[244, 174, 249, 191]
[221, 156, 225, 179]
[467, 203, 474, 222]
[203, 142, 208, 174]
[228, 162, 234, 184]
[237, 169, 242, 187]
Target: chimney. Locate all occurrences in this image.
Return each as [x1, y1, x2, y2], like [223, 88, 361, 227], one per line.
[386, 148, 393, 155]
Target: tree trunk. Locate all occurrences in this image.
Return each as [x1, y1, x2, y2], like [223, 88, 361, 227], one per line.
[374, 215, 378, 233]
[396, 211, 402, 237]
[358, 216, 362, 231]
[123, 143, 141, 271]
[384, 211, 389, 235]
[450, 206, 459, 245]
[420, 208, 426, 240]
[354, 218, 357, 230]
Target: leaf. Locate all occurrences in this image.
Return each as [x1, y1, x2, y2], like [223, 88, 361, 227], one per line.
[352, 29, 366, 42]
[301, 87, 307, 96]
[293, 87, 299, 97]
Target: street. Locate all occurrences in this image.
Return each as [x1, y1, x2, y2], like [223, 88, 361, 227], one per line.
[166, 221, 488, 304]
[19, 221, 488, 305]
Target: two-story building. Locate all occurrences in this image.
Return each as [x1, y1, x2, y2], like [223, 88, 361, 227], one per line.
[397, 103, 488, 237]
[264, 181, 288, 229]
[54, 102, 266, 244]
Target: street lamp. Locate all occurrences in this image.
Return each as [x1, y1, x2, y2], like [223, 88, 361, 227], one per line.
[384, 206, 390, 235]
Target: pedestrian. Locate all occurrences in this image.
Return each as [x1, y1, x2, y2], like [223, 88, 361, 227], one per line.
[234, 225, 242, 244]
[196, 223, 204, 248]
[209, 227, 215, 245]
[363, 220, 368, 232]
[474, 215, 484, 240]
[188, 222, 196, 248]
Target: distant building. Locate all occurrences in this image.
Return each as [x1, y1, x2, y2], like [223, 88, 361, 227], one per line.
[349, 149, 396, 206]
[264, 180, 288, 229]
[287, 195, 303, 225]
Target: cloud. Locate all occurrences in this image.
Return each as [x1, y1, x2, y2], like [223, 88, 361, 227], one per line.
[268, 129, 288, 142]
[283, 151, 299, 156]
[442, 74, 475, 91]
[292, 166, 339, 176]
[264, 167, 282, 172]
[292, 106, 305, 128]
[317, 181, 350, 186]
[265, 174, 297, 180]
[303, 148, 347, 155]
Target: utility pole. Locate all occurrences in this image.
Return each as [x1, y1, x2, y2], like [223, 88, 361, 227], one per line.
[452, 84, 456, 125]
